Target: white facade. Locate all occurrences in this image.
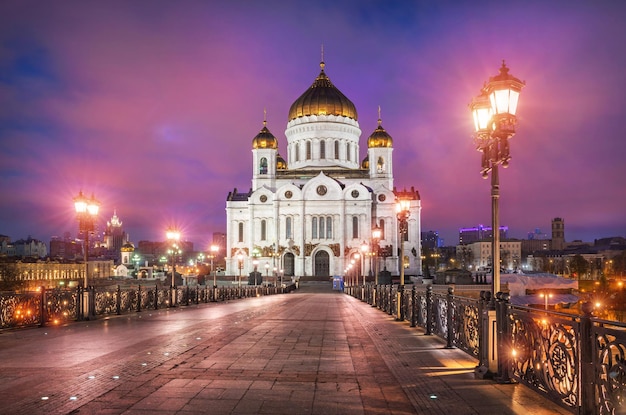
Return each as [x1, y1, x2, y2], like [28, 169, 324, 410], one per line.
[225, 61, 421, 279]
[458, 240, 522, 272]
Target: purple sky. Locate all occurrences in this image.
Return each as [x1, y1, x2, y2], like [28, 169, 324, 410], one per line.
[1, 1, 625, 249]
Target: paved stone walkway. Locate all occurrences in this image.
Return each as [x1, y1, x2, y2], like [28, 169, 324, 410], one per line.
[0, 283, 571, 414]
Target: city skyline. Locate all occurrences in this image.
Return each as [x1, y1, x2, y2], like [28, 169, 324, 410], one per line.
[1, 1, 625, 249]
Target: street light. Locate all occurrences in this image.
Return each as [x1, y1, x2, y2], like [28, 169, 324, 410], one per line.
[469, 61, 525, 302]
[539, 292, 553, 310]
[237, 253, 244, 289]
[166, 228, 181, 306]
[470, 61, 524, 380]
[360, 243, 369, 286]
[396, 198, 411, 286]
[264, 262, 269, 286]
[210, 244, 219, 288]
[372, 227, 382, 284]
[74, 190, 100, 320]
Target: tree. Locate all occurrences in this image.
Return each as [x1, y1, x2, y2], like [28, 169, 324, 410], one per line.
[570, 254, 589, 280]
[0, 262, 24, 291]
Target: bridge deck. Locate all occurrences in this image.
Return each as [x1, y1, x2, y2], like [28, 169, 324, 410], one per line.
[0, 282, 570, 414]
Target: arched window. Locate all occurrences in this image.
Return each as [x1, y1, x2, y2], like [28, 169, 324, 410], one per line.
[306, 141, 312, 160]
[311, 216, 333, 239]
[320, 140, 326, 159]
[334, 140, 339, 159]
[295, 143, 300, 162]
[238, 222, 244, 242]
[347, 143, 351, 162]
[352, 216, 359, 239]
[261, 220, 266, 241]
[380, 220, 385, 240]
[377, 157, 385, 173]
[260, 157, 268, 174]
[286, 217, 292, 239]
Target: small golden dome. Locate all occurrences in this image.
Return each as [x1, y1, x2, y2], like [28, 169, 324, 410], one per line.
[276, 153, 287, 170]
[368, 117, 393, 148]
[288, 61, 358, 121]
[121, 242, 135, 252]
[361, 155, 369, 169]
[252, 121, 278, 149]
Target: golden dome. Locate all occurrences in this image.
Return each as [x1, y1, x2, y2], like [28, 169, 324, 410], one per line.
[368, 117, 393, 148]
[121, 242, 135, 252]
[276, 153, 287, 170]
[252, 121, 278, 149]
[288, 61, 358, 121]
[361, 155, 369, 169]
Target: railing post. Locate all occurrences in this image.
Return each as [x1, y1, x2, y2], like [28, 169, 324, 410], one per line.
[116, 285, 122, 315]
[495, 292, 515, 383]
[474, 290, 495, 379]
[39, 286, 46, 327]
[137, 285, 142, 312]
[396, 285, 404, 321]
[410, 286, 417, 327]
[89, 286, 96, 319]
[580, 302, 595, 415]
[76, 286, 83, 321]
[446, 286, 454, 348]
[425, 285, 433, 335]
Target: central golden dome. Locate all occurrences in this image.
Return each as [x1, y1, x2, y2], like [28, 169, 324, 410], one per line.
[288, 62, 358, 121]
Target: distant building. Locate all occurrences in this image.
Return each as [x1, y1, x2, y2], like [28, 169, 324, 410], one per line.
[1, 236, 48, 258]
[50, 235, 82, 260]
[551, 217, 565, 250]
[0, 259, 114, 289]
[421, 230, 441, 250]
[456, 240, 521, 271]
[459, 225, 508, 245]
[103, 210, 130, 263]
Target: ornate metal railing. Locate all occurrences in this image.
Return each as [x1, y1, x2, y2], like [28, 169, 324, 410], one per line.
[0, 283, 290, 330]
[348, 283, 626, 414]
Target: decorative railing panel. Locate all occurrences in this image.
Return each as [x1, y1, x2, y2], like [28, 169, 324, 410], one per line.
[592, 319, 626, 415]
[432, 293, 448, 339]
[452, 296, 480, 358]
[46, 289, 77, 325]
[0, 292, 42, 328]
[508, 307, 580, 411]
[95, 290, 118, 315]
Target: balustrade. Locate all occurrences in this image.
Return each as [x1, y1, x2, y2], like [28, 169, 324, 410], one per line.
[347, 283, 626, 414]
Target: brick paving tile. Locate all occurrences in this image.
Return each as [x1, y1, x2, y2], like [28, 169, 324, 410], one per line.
[0, 283, 572, 415]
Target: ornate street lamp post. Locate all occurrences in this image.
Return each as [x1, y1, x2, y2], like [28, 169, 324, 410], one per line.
[74, 191, 100, 320]
[469, 61, 524, 379]
[469, 61, 525, 302]
[166, 228, 181, 306]
[237, 254, 244, 289]
[396, 198, 410, 320]
[372, 227, 382, 284]
[360, 243, 369, 286]
[210, 244, 219, 288]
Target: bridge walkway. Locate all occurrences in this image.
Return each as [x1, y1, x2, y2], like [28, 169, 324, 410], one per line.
[0, 282, 570, 414]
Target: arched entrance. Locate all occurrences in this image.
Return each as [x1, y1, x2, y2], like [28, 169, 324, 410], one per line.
[314, 251, 330, 277]
[284, 252, 295, 276]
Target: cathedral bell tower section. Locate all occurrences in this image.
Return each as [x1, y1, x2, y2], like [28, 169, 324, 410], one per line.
[251, 119, 278, 191]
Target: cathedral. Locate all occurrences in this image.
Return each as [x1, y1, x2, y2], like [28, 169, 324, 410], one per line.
[225, 60, 421, 279]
